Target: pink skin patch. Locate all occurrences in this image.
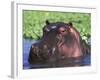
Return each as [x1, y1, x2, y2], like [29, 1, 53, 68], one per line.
[57, 26, 82, 58]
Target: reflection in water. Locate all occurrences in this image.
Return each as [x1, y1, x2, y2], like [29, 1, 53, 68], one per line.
[23, 39, 91, 69]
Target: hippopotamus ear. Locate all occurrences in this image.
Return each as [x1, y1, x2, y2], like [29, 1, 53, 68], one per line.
[68, 22, 73, 26]
[67, 22, 73, 31]
[45, 20, 50, 25]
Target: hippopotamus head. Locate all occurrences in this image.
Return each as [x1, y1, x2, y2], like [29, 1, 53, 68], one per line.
[28, 20, 84, 67]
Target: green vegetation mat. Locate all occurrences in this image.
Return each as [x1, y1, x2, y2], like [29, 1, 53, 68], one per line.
[23, 10, 91, 41]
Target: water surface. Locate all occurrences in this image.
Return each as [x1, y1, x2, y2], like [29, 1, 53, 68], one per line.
[23, 39, 91, 69]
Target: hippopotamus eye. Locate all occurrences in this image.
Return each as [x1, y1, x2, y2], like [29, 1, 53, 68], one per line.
[61, 30, 65, 32]
[59, 27, 66, 32]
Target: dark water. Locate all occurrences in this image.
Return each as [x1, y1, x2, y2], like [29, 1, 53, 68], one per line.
[23, 39, 91, 69]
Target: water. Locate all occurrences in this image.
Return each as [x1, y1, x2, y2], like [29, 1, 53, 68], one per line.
[23, 39, 91, 69]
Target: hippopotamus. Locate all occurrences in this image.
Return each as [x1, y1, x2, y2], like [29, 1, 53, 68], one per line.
[28, 20, 90, 67]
